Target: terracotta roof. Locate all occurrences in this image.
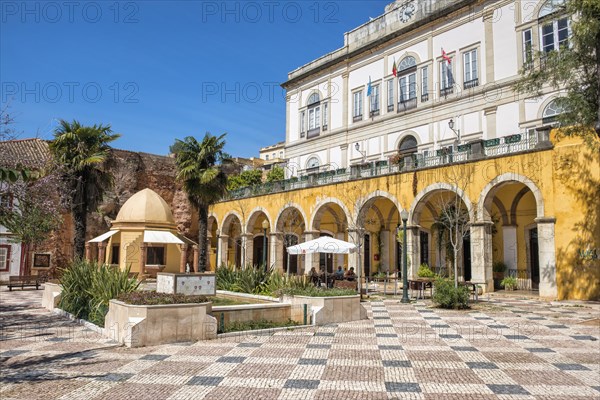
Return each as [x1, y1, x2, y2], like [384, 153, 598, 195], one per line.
[0, 138, 52, 169]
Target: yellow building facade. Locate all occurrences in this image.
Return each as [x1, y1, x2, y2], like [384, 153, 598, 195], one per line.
[209, 133, 599, 300]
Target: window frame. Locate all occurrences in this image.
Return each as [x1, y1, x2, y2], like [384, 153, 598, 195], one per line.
[353, 90, 363, 122]
[439, 54, 455, 96]
[0, 245, 11, 272]
[540, 16, 570, 53]
[146, 246, 166, 266]
[386, 78, 395, 112]
[421, 66, 429, 102]
[111, 244, 120, 265]
[370, 83, 380, 116]
[522, 28, 534, 67]
[463, 48, 479, 89]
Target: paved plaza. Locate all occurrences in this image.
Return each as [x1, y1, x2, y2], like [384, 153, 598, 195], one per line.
[1, 288, 599, 400]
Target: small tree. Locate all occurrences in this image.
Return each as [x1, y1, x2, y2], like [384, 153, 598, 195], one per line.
[0, 169, 64, 275]
[432, 167, 473, 288]
[266, 166, 285, 182]
[227, 169, 263, 191]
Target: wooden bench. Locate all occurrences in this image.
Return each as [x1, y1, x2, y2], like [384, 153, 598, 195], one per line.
[8, 275, 42, 291]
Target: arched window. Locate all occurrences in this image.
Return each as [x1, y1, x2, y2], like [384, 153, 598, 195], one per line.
[542, 99, 565, 124]
[306, 156, 320, 170]
[398, 56, 416, 72]
[307, 93, 320, 106]
[398, 135, 418, 155]
[398, 57, 417, 107]
[538, 0, 566, 19]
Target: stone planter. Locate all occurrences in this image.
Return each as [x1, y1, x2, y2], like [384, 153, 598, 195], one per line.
[104, 300, 217, 347]
[42, 282, 62, 311]
[157, 272, 216, 296]
[285, 295, 367, 325]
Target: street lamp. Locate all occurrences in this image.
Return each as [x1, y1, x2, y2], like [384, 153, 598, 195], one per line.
[215, 228, 220, 268]
[448, 118, 461, 147]
[262, 220, 269, 269]
[400, 209, 410, 303]
[355, 142, 366, 162]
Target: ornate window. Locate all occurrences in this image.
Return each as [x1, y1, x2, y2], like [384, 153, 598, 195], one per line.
[542, 99, 565, 124]
[306, 156, 320, 171]
[399, 135, 418, 155]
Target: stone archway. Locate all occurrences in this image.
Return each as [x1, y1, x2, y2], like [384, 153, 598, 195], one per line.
[479, 174, 555, 298]
[275, 204, 307, 275]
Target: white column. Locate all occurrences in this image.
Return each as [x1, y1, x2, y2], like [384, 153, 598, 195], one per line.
[303, 231, 320, 274]
[536, 217, 557, 299]
[242, 233, 253, 267]
[347, 229, 359, 273]
[406, 226, 420, 278]
[218, 235, 229, 267]
[380, 230, 390, 272]
[470, 222, 494, 292]
[269, 232, 280, 271]
[502, 225, 518, 272]
[340, 144, 349, 169]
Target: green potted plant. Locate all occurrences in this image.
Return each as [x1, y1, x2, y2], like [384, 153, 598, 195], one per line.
[501, 276, 518, 291]
[417, 263, 435, 280]
[492, 261, 507, 290]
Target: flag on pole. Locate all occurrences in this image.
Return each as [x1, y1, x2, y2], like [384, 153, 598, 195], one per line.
[441, 48, 452, 64]
[392, 58, 397, 77]
[441, 48, 454, 86]
[367, 76, 372, 97]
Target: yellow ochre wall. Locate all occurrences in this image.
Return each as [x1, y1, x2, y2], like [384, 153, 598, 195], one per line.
[210, 135, 599, 300]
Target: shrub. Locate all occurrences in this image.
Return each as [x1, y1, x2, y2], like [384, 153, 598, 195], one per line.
[501, 276, 518, 290]
[278, 286, 356, 297]
[432, 278, 470, 309]
[58, 259, 139, 326]
[117, 291, 209, 305]
[492, 261, 507, 273]
[215, 265, 272, 294]
[417, 264, 435, 278]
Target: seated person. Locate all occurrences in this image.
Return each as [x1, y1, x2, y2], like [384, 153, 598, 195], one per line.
[309, 267, 320, 286]
[344, 267, 356, 281]
[335, 266, 344, 280]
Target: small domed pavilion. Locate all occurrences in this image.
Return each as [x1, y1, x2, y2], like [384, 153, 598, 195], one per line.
[86, 188, 197, 276]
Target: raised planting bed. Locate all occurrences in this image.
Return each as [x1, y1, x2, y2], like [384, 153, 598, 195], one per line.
[212, 303, 305, 332]
[105, 292, 217, 347]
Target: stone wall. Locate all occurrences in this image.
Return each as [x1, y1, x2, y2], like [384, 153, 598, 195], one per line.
[32, 148, 196, 274]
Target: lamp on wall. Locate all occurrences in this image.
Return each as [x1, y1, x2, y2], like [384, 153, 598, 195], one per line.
[355, 142, 366, 162]
[448, 118, 461, 146]
[261, 220, 269, 269]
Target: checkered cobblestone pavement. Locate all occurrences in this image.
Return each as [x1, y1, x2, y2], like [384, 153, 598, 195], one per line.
[1, 287, 599, 399]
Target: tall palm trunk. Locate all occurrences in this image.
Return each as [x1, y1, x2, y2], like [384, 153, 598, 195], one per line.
[197, 205, 209, 272]
[73, 204, 88, 259]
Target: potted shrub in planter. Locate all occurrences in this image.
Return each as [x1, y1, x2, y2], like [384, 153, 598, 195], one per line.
[492, 261, 507, 290]
[501, 276, 518, 291]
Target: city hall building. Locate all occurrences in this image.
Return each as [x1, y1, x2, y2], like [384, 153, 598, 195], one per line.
[208, 0, 599, 300]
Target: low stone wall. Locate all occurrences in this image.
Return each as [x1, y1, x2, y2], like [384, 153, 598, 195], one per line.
[216, 290, 280, 304]
[212, 303, 307, 329]
[104, 300, 217, 347]
[42, 283, 62, 311]
[285, 295, 367, 325]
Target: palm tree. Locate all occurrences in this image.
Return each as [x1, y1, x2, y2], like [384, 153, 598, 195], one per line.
[173, 134, 229, 271]
[50, 119, 120, 258]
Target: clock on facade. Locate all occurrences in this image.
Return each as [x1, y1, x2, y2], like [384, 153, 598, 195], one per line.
[399, 2, 416, 23]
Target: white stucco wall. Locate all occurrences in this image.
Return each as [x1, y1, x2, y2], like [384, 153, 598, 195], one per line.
[493, 3, 519, 81]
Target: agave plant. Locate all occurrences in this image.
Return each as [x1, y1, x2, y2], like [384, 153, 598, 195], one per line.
[87, 264, 139, 326]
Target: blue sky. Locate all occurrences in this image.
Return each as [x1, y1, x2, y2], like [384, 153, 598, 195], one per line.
[1, 1, 389, 157]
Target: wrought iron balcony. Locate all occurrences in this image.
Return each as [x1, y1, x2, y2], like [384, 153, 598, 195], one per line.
[397, 97, 417, 113]
[223, 131, 543, 201]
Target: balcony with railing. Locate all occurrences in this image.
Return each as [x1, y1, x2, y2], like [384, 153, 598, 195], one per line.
[223, 131, 547, 201]
[397, 97, 417, 113]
